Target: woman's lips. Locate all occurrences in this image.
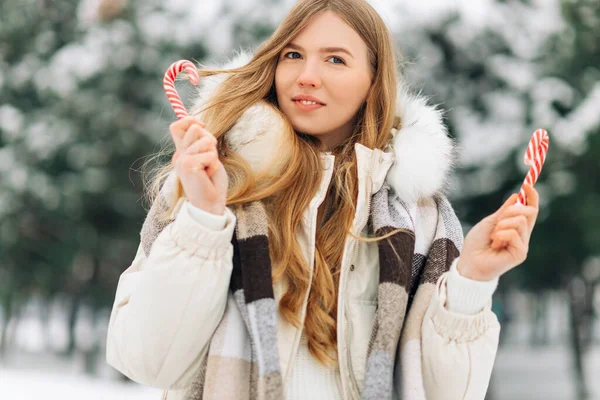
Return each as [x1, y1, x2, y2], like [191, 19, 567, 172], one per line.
[293, 100, 325, 112]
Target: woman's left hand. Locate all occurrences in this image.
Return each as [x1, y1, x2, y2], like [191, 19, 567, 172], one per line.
[457, 183, 540, 281]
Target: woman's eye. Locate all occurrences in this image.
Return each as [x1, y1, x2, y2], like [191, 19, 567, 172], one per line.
[283, 52, 345, 65]
[328, 56, 346, 65]
[284, 51, 301, 59]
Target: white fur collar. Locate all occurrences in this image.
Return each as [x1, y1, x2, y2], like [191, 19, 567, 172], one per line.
[188, 50, 458, 204]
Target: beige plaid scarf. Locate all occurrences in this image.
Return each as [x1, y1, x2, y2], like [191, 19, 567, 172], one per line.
[139, 180, 463, 400]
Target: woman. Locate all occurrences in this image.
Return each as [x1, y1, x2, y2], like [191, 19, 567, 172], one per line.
[106, 0, 539, 399]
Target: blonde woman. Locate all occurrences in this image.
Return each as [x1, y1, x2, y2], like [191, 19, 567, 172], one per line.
[106, 1, 540, 399]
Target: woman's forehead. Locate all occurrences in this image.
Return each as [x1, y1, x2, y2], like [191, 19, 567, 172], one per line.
[289, 12, 368, 57]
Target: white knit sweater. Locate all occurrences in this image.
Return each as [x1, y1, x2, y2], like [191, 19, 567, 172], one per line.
[286, 332, 343, 399]
[183, 201, 498, 398]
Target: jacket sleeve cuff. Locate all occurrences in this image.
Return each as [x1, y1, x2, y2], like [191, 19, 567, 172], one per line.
[445, 257, 499, 315]
[168, 202, 236, 257]
[183, 201, 228, 231]
[430, 272, 500, 342]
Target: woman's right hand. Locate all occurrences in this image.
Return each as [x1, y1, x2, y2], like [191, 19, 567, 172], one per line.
[169, 116, 228, 216]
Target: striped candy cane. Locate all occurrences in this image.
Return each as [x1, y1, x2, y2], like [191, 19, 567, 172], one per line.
[163, 60, 200, 119]
[516, 129, 549, 206]
[163, 60, 201, 219]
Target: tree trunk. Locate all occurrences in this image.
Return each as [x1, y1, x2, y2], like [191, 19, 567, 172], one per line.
[581, 280, 595, 352]
[64, 293, 82, 357]
[0, 291, 14, 359]
[568, 278, 589, 400]
[530, 291, 550, 347]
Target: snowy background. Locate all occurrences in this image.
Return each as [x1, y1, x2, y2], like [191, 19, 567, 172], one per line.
[1, 0, 600, 399]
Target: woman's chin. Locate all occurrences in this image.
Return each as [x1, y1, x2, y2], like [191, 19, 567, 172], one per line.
[290, 125, 326, 138]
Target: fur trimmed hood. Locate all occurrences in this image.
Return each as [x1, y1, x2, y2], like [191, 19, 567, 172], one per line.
[188, 50, 459, 204]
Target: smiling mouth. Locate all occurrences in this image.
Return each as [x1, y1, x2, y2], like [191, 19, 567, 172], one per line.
[293, 100, 325, 111]
[293, 99, 325, 105]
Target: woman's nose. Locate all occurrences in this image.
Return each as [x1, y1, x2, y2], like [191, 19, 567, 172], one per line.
[296, 63, 322, 88]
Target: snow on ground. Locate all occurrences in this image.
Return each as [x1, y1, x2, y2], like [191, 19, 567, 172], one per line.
[0, 367, 161, 400]
[1, 345, 599, 400]
[491, 345, 600, 400]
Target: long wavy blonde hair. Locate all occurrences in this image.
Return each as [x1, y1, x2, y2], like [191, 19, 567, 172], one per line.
[144, 0, 408, 366]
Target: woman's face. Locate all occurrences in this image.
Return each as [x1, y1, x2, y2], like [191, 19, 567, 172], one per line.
[275, 11, 372, 150]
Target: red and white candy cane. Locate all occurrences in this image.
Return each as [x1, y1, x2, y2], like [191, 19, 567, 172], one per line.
[163, 60, 200, 119]
[163, 60, 202, 219]
[516, 129, 549, 206]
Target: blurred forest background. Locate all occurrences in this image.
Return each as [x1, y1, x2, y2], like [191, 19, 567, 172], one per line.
[0, 0, 599, 399]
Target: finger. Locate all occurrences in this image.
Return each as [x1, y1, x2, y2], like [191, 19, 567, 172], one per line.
[191, 152, 221, 177]
[493, 215, 528, 243]
[178, 151, 219, 175]
[523, 183, 539, 209]
[172, 150, 181, 164]
[200, 128, 218, 148]
[203, 156, 221, 177]
[198, 126, 218, 146]
[183, 125, 217, 150]
[170, 116, 205, 151]
[182, 124, 203, 149]
[169, 116, 205, 140]
[492, 229, 526, 257]
[188, 153, 220, 178]
[185, 136, 217, 155]
[499, 204, 538, 232]
[175, 156, 211, 192]
[491, 229, 512, 250]
[185, 136, 220, 177]
[493, 229, 528, 263]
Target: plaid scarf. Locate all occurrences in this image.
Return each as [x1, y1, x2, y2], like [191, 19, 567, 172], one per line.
[139, 178, 463, 400]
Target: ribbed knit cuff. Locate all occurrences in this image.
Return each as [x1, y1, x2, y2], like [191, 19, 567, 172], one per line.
[183, 201, 228, 231]
[445, 257, 499, 315]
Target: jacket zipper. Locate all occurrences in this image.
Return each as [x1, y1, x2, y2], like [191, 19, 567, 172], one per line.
[344, 148, 381, 399]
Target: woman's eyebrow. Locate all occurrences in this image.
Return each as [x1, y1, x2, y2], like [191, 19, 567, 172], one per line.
[284, 42, 354, 59]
